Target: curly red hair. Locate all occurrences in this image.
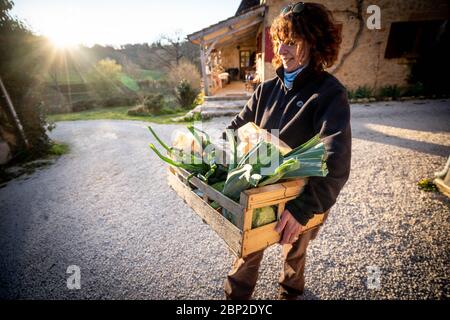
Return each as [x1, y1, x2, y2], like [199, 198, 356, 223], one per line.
[270, 2, 342, 71]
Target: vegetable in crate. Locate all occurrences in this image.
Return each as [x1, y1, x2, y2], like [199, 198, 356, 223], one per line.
[236, 122, 293, 157]
[252, 206, 277, 228]
[222, 132, 328, 228]
[148, 125, 227, 184]
[222, 132, 328, 202]
[148, 124, 329, 229]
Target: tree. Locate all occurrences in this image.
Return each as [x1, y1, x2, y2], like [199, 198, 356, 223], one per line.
[179, 41, 200, 71]
[167, 58, 201, 91]
[87, 58, 124, 99]
[94, 58, 122, 80]
[174, 79, 200, 109]
[168, 59, 201, 109]
[122, 57, 142, 81]
[0, 0, 51, 158]
[152, 31, 188, 70]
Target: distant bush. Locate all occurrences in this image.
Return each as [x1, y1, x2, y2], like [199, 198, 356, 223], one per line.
[143, 94, 164, 112]
[403, 82, 425, 97]
[137, 79, 173, 96]
[158, 107, 179, 115]
[175, 79, 200, 109]
[353, 86, 373, 99]
[86, 58, 125, 99]
[137, 79, 160, 92]
[69, 96, 137, 112]
[347, 90, 355, 100]
[101, 96, 137, 108]
[378, 85, 401, 100]
[168, 59, 201, 91]
[71, 99, 101, 112]
[346, 81, 442, 103]
[127, 93, 165, 116]
[127, 105, 150, 116]
[193, 91, 205, 107]
[48, 142, 70, 156]
[417, 178, 437, 192]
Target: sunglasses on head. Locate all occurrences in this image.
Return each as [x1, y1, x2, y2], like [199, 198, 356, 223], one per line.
[280, 2, 305, 16]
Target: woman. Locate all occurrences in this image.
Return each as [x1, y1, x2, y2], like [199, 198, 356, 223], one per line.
[224, 2, 352, 300]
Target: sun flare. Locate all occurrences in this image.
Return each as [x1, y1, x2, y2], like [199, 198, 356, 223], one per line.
[48, 33, 79, 49]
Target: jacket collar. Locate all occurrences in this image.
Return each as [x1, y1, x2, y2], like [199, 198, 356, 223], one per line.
[276, 64, 322, 93]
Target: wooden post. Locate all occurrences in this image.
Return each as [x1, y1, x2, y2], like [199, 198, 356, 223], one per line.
[199, 41, 209, 96]
[0, 76, 30, 149]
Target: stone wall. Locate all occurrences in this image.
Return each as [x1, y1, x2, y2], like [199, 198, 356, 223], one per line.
[262, 0, 449, 90]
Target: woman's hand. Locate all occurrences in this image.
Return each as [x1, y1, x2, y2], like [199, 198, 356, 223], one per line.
[274, 209, 305, 244]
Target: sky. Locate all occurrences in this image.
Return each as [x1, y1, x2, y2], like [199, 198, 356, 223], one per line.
[11, 0, 242, 47]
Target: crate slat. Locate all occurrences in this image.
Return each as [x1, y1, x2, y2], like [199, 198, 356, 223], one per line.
[281, 179, 307, 197]
[245, 195, 299, 210]
[242, 212, 325, 256]
[243, 179, 306, 208]
[173, 167, 245, 215]
[167, 166, 324, 258]
[245, 184, 287, 205]
[167, 170, 243, 256]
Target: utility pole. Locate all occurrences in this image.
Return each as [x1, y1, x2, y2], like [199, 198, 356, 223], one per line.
[0, 76, 30, 149]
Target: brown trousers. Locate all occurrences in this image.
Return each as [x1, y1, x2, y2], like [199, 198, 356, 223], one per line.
[224, 211, 329, 300]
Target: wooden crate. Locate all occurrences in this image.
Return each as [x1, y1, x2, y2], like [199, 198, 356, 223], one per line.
[167, 166, 325, 258]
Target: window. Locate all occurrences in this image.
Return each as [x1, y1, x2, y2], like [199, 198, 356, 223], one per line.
[385, 20, 445, 59]
[240, 50, 251, 68]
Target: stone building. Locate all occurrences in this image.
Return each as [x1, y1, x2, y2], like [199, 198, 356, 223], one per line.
[187, 0, 449, 96]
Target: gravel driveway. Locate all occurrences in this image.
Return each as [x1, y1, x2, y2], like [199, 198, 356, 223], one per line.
[0, 99, 449, 299]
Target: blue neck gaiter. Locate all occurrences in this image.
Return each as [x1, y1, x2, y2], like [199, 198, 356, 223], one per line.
[284, 64, 308, 90]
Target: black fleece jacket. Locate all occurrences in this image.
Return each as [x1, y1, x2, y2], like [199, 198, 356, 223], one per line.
[226, 65, 352, 226]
